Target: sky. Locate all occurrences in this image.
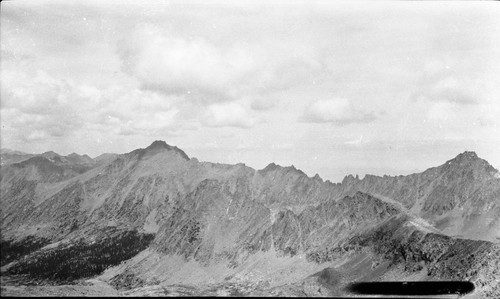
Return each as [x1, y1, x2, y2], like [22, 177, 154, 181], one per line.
[1, 0, 500, 182]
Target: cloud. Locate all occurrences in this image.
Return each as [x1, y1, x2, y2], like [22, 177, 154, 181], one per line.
[117, 23, 322, 104]
[1, 70, 87, 140]
[343, 135, 370, 147]
[413, 76, 479, 105]
[427, 102, 455, 123]
[202, 103, 254, 128]
[0, 69, 183, 145]
[118, 24, 256, 100]
[249, 96, 278, 111]
[1, 107, 82, 142]
[91, 85, 181, 136]
[301, 98, 376, 125]
[411, 61, 479, 105]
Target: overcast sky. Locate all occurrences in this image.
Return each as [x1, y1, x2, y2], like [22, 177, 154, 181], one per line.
[1, 0, 499, 182]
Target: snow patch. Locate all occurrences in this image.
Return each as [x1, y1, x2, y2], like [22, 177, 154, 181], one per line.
[143, 210, 160, 233]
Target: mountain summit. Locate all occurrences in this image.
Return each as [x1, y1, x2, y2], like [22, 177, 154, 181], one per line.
[1, 143, 499, 297]
[447, 150, 480, 165]
[142, 140, 190, 160]
[146, 140, 172, 150]
[443, 150, 499, 179]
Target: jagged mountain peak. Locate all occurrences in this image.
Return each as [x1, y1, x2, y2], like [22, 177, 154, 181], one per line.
[2, 142, 500, 297]
[40, 151, 67, 164]
[261, 162, 279, 172]
[312, 173, 323, 182]
[134, 140, 190, 160]
[443, 150, 498, 176]
[146, 140, 171, 150]
[341, 174, 360, 184]
[449, 151, 480, 164]
[260, 162, 305, 175]
[41, 151, 60, 157]
[459, 150, 478, 158]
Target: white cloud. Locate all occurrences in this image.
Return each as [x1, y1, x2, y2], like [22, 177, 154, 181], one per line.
[413, 76, 479, 105]
[411, 61, 480, 105]
[1, 70, 87, 141]
[427, 102, 455, 123]
[118, 23, 321, 104]
[2, 70, 75, 113]
[0, 69, 183, 145]
[118, 24, 258, 101]
[92, 86, 181, 135]
[202, 103, 254, 128]
[250, 96, 278, 111]
[344, 135, 370, 147]
[2, 1, 500, 177]
[301, 98, 376, 125]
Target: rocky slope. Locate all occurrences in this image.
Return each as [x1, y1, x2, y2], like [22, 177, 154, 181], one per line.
[1, 140, 499, 297]
[336, 151, 500, 242]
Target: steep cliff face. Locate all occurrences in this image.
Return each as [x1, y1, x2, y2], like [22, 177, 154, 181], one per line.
[95, 195, 499, 297]
[151, 189, 400, 270]
[1, 141, 499, 297]
[251, 163, 338, 211]
[336, 151, 500, 242]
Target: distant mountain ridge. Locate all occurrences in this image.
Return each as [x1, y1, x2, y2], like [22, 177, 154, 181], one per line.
[1, 141, 498, 241]
[0, 149, 35, 166]
[1, 148, 118, 167]
[1, 141, 499, 297]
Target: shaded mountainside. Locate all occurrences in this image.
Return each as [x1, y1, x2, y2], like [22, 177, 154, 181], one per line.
[5, 227, 154, 283]
[1, 140, 499, 297]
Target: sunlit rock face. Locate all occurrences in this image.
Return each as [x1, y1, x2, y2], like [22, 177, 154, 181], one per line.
[335, 151, 500, 242]
[1, 141, 499, 297]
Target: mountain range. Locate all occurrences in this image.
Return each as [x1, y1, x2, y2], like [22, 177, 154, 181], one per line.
[1, 141, 499, 297]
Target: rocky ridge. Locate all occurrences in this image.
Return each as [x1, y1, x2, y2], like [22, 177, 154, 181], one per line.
[335, 151, 500, 241]
[1, 141, 499, 297]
